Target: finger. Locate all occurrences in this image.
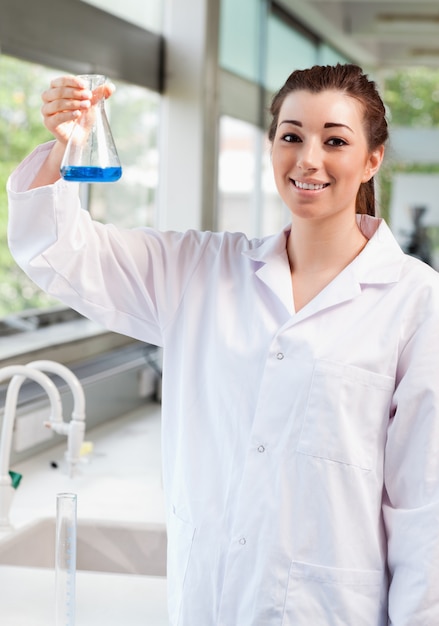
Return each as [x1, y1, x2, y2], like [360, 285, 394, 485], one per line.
[49, 75, 89, 90]
[45, 109, 81, 129]
[104, 82, 116, 99]
[45, 112, 82, 137]
[42, 87, 92, 107]
[41, 96, 90, 117]
[42, 78, 92, 106]
[90, 82, 115, 105]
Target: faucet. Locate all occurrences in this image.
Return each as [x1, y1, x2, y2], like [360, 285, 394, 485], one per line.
[0, 361, 86, 529]
[25, 360, 86, 476]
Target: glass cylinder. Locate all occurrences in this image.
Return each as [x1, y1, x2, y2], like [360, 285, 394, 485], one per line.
[55, 493, 77, 626]
[60, 74, 122, 183]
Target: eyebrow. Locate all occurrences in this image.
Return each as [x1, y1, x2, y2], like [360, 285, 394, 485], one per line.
[280, 119, 354, 133]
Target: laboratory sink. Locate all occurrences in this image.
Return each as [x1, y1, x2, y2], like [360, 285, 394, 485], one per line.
[0, 517, 167, 576]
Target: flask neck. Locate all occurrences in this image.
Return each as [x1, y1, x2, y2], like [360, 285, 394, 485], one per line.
[79, 74, 106, 104]
[78, 74, 105, 90]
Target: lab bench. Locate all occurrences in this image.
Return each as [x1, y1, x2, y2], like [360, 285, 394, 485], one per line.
[0, 404, 168, 625]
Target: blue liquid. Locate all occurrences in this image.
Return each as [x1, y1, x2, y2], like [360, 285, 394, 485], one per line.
[60, 166, 122, 182]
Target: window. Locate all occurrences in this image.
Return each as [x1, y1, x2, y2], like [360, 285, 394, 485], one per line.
[217, 116, 258, 235]
[217, 116, 288, 238]
[266, 13, 317, 92]
[0, 56, 60, 316]
[79, 0, 163, 32]
[318, 43, 350, 66]
[86, 82, 160, 228]
[219, 0, 261, 84]
[0, 55, 160, 317]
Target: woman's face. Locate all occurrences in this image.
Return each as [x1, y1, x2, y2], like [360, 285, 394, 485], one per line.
[271, 89, 383, 223]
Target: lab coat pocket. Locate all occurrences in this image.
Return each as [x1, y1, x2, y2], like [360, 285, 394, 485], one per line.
[167, 507, 196, 625]
[297, 359, 394, 470]
[282, 560, 386, 626]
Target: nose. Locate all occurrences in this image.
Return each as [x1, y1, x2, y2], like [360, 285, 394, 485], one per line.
[296, 139, 320, 171]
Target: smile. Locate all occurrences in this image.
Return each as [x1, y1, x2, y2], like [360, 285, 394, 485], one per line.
[293, 180, 329, 190]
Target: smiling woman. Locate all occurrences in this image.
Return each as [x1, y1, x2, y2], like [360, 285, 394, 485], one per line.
[268, 63, 389, 216]
[7, 62, 439, 626]
[271, 90, 381, 217]
[266, 64, 387, 310]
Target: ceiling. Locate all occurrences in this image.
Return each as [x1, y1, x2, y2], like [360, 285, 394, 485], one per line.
[285, 0, 439, 70]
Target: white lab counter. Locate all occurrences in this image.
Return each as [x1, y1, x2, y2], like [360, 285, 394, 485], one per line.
[1, 565, 167, 626]
[0, 403, 168, 625]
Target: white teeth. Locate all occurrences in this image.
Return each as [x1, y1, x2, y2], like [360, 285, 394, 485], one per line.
[294, 180, 327, 190]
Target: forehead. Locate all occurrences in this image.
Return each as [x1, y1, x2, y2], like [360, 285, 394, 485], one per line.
[278, 89, 365, 127]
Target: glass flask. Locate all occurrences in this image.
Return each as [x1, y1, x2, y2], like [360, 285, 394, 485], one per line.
[60, 74, 122, 183]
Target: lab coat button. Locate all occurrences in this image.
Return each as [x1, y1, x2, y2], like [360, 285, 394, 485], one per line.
[257, 445, 265, 453]
[239, 537, 246, 545]
[276, 352, 284, 360]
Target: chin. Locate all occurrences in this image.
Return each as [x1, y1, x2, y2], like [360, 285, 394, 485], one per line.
[288, 206, 325, 221]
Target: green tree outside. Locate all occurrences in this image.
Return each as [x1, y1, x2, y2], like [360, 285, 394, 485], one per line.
[0, 55, 159, 318]
[380, 67, 439, 220]
[0, 55, 59, 316]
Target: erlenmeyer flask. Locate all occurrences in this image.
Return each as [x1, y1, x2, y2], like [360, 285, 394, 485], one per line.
[60, 74, 122, 183]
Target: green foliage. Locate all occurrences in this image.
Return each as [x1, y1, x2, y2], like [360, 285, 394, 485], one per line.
[0, 58, 53, 162]
[379, 68, 439, 221]
[0, 55, 159, 317]
[384, 67, 439, 128]
[0, 55, 59, 316]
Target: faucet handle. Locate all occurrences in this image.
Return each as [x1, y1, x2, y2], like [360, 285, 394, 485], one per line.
[44, 419, 85, 477]
[44, 421, 69, 436]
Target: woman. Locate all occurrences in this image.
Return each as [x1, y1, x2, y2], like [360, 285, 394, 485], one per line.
[7, 64, 439, 625]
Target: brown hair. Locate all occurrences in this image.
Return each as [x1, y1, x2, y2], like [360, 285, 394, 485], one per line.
[268, 64, 388, 216]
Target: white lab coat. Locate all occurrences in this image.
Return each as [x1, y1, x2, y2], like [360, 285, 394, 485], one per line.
[7, 142, 439, 625]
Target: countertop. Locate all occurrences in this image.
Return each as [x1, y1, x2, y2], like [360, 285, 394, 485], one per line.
[0, 403, 168, 625]
[1, 566, 167, 626]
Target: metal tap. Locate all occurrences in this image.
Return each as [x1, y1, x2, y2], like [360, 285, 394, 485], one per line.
[0, 361, 86, 529]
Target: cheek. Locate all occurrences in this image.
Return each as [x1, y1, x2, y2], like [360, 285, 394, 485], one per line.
[272, 157, 286, 191]
[271, 147, 289, 178]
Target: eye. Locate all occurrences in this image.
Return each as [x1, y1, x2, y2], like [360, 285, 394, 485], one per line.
[326, 137, 348, 147]
[281, 133, 301, 143]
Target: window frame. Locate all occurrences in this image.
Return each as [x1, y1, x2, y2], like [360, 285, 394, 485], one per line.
[0, 0, 164, 91]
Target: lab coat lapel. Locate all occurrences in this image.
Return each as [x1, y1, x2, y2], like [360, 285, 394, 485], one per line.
[243, 228, 295, 317]
[243, 218, 404, 324]
[256, 254, 295, 316]
[255, 256, 363, 323]
[292, 265, 362, 323]
[243, 227, 365, 321]
[291, 221, 404, 323]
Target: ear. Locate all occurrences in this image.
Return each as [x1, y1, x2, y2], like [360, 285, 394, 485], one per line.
[362, 145, 385, 183]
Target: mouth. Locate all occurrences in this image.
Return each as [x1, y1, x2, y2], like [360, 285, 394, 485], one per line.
[292, 179, 330, 191]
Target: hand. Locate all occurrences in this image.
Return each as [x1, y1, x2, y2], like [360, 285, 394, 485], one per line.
[41, 75, 115, 145]
[29, 76, 115, 189]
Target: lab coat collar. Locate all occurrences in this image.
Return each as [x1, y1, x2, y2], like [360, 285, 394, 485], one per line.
[353, 215, 404, 284]
[242, 215, 404, 319]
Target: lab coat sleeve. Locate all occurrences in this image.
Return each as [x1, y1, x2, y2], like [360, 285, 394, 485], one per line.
[7, 143, 209, 346]
[383, 281, 439, 625]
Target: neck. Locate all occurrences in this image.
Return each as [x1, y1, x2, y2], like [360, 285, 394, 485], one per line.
[287, 214, 368, 276]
